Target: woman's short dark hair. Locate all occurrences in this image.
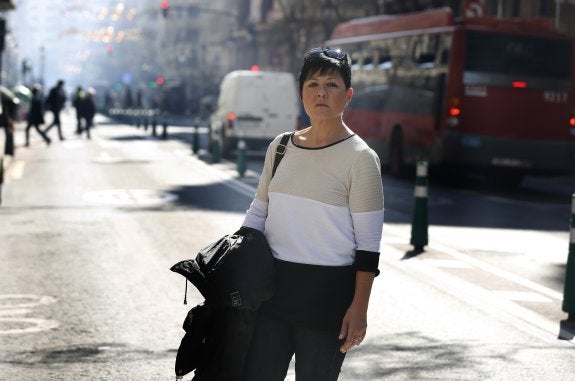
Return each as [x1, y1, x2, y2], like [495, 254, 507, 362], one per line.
[298, 47, 352, 97]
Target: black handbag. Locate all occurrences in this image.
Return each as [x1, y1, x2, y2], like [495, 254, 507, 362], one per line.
[171, 132, 292, 380]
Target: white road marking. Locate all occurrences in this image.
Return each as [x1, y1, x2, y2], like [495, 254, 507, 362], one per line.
[491, 291, 553, 303]
[93, 151, 123, 163]
[420, 258, 474, 268]
[7, 160, 25, 180]
[82, 189, 178, 206]
[381, 243, 567, 345]
[0, 294, 59, 335]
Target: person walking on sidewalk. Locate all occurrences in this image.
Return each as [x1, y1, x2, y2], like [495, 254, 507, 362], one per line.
[241, 47, 384, 381]
[44, 79, 67, 141]
[79, 87, 96, 139]
[25, 85, 51, 146]
[72, 86, 85, 135]
[1, 86, 19, 156]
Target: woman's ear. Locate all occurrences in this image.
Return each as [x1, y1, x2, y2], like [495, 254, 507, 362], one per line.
[346, 87, 354, 104]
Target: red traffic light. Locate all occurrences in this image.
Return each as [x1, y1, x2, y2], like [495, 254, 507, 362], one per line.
[155, 75, 165, 86]
[161, 0, 169, 17]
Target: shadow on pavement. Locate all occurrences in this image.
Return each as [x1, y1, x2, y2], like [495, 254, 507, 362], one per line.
[168, 184, 252, 213]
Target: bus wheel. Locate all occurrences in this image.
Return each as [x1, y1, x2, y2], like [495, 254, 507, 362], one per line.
[389, 130, 408, 178]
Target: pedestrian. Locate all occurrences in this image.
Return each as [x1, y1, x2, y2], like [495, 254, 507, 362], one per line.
[1, 86, 20, 156]
[44, 79, 67, 141]
[241, 47, 384, 381]
[124, 86, 133, 109]
[72, 86, 85, 135]
[104, 90, 115, 112]
[79, 87, 96, 139]
[25, 85, 51, 146]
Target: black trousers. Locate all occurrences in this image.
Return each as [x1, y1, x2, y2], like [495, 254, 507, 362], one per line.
[26, 123, 50, 144]
[44, 111, 64, 140]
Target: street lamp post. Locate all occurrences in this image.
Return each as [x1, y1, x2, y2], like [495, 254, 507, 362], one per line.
[39, 45, 45, 88]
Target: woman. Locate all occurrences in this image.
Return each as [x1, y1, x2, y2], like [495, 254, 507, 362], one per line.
[242, 47, 384, 380]
[25, 85, 51, 146]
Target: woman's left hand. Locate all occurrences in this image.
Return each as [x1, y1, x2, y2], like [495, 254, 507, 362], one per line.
[338, 303, 367, 353]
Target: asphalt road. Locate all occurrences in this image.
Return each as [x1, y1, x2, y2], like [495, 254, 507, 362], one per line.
[0, 112, 574, 380]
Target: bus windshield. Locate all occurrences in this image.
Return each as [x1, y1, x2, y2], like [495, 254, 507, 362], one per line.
[464, 30, 571, 80]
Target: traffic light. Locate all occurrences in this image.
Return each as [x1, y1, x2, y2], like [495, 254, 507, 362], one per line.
[155, 75, 165, 86]
[161, 0, 169, 18]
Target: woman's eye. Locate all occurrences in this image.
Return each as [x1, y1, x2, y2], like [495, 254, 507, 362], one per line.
[307, 83, 318, 88]
[327, 82, 339, 88]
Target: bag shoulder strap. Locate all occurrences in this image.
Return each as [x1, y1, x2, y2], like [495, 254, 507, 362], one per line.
[271, 132, 292, 178]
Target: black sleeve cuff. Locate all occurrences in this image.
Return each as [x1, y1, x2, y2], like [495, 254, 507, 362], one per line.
[234, 226, 262, 236]
[355, 250, 380, 276]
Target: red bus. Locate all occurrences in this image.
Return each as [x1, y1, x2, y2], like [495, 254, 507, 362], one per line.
[327, 8, 575, 186]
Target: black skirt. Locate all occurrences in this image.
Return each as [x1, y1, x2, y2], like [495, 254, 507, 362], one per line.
[259, 258, 356, 333]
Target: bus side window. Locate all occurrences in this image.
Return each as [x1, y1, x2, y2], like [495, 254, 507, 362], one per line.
[412, 34, 438, 67]
[440, 50, 450, 65]
[363, 57, 374, 70]
[378, 55, 393, 70]
[351, 57, 360, 71]
[354, 86, 387, 111]
[416, 52, 436, 67]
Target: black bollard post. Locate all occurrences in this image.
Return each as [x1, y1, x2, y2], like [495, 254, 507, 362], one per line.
[192, 117, 200, 155]
[559, 194, 575, 340]
[162, 121, 168, 139]
[410, 161, 429, 253]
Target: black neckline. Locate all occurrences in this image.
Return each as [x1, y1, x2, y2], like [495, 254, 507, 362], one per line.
[290, 133, 356, 150]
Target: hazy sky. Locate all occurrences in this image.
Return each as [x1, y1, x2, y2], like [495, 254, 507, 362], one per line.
[11, 0, 145, 88]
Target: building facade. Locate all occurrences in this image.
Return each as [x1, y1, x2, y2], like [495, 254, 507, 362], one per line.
[155, 0, 575, 115]
[2, 0, 573, 116]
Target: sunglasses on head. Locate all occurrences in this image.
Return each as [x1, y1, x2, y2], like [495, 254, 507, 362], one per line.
[306, 48, 347, 61]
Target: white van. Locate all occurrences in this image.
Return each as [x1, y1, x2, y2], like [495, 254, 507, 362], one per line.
[210, 70, 299, 156]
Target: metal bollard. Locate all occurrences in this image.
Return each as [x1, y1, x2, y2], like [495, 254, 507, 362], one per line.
[236, 139, 247, 177]
[559, 193, 575, 340]
[410, 161, 429, 252]
[162, 121, 168, 139]
[211, 132, 221, 164]
[192, 118, 200, 155]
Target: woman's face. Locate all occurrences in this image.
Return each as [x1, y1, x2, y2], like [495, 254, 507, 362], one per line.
[301, 69, 353, 122]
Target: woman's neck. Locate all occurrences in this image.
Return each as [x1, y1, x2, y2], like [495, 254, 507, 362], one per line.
[295, 118, 353, 147]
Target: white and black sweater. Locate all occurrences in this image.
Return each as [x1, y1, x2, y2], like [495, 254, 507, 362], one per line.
[243, 133, 384, 331]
